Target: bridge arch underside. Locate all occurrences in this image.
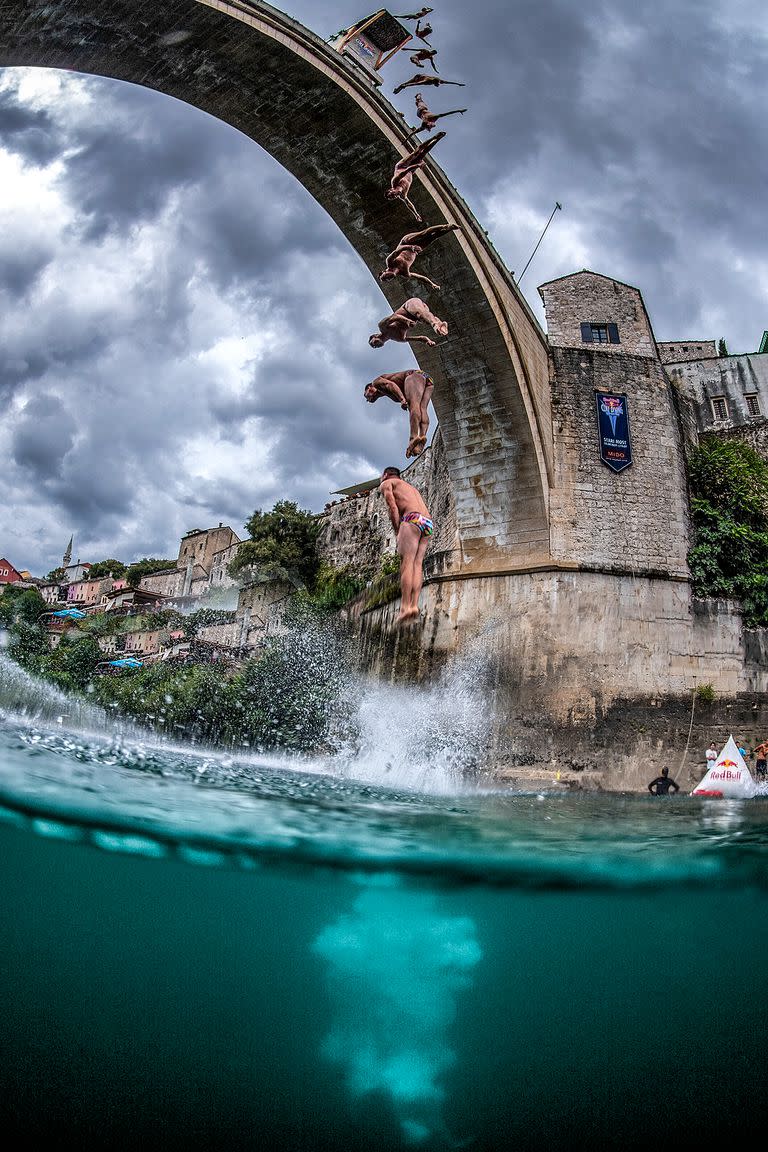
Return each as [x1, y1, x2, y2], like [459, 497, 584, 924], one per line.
[1, 0, 553, 573]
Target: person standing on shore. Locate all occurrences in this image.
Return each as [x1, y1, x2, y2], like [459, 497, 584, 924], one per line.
[705, 741, 719, 767]
[753, 740, 768, 779]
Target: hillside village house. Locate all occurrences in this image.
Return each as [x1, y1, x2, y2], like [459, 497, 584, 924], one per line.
[66, 575, 119, 609]
[0, 558, 23, 586]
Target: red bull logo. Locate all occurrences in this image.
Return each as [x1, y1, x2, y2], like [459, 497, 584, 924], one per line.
[600, 396, 624, 437]
[711, 767, 742, 780]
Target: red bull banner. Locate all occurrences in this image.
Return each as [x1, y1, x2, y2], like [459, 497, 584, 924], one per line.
[595, 392, 632, 473]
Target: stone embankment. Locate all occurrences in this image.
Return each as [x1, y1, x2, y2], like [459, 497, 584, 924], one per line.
[480, 766, 605, 791]
[479, 691, 768, 793]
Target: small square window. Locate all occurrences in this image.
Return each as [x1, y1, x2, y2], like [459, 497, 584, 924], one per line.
[581, 322, 620, 344]
[711, 396, 728, 421]
[745, 393, 761, 417]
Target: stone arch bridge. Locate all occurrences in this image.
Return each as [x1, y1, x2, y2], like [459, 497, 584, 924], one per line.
[0, 0, 553, 576]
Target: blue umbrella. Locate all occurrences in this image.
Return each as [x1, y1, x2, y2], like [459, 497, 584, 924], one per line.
[51, 608, 88, 619]
[108, 657, 143, 669]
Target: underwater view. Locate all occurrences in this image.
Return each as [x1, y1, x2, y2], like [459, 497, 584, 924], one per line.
[1, 651, 767, 1150]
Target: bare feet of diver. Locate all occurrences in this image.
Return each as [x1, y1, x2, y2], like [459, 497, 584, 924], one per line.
[398, 607, 421, 625]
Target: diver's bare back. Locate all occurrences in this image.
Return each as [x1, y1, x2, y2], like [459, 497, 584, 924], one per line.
[389, 476, 430, 520]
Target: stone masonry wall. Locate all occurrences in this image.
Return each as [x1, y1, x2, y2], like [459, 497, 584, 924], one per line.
[209, 543, 240, 590]
[140, 568, 185, 598]
[658, 340, 718, 364]
[316, 432, 458, 574]
[666, 353, 768, 436]
[548, 347, 690, 576]
[177, 526, 239, 574]
[539, 271, 657, 358]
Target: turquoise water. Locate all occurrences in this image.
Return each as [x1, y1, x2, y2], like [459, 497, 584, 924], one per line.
[1, 655, 767, 1149]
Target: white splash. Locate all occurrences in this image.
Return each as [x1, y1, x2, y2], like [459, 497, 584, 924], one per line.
[0, 652, 103, 727]
[334, 650, 491, 794]
[312, 877, 481, 1146]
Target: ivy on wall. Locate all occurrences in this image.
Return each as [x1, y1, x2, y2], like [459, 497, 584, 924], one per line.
[687, 436, 768, 626]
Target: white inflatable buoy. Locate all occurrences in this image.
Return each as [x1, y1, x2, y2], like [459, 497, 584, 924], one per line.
[691, 735, 757, 798]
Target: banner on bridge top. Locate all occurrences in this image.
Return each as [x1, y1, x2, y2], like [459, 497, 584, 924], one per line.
[595, 392, 633, 473]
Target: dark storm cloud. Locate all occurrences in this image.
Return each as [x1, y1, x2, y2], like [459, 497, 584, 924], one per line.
[11, 393, 77, 477]
[176, 479, 263, 528]
[2, 0, 767, 574]
[0, 338, 49, 399]
[179, 166, 347, 295]
[59, 79, 246, 240]
[427, 0, 601, 184]
[229, 343, 405, 478]
[0, 246, 51, 297]
[0, 311, 111, 393]
[0, 89, 60, 164]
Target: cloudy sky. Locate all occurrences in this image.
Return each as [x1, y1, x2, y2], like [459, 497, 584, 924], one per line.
[1, 0, 766, 576]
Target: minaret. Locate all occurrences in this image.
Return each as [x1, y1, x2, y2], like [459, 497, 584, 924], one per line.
[63, 536, 73, 568]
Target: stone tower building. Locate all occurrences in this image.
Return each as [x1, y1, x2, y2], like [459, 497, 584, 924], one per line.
[538, 270, 691, 579]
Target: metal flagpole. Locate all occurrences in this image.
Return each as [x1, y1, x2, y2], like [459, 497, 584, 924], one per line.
[516, 202, 562, 285]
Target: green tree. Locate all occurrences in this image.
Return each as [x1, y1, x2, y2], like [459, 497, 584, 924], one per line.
[125, 558, 177, 587]
[235, 618, 349, 752]
[718, 338, 729, 357]
[6, 619, 49, 669]
[0, 586, 46, 627]
[308, 563, 370, 612]
[87, 559, 127, 580]
[93, 662, 241, 745]
[688, 437, 768, 527]
[228, 501, 320, 590]
[687, 437, 768, 625]
[44, 634, 102, 691]
[46, 566, 64, 581]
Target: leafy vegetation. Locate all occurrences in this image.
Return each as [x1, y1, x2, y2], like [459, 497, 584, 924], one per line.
[308, 562, 370, 612]
[86, 611, 351, 753]
[125, 558, 176, 587]
[687, 437, 768, 626]
[0, 585, 46, 627]
[1, 490, 377, 755]
[87, 559, 127, 579]
[228, 501, 320, 590]
[361, 552, 401, 612]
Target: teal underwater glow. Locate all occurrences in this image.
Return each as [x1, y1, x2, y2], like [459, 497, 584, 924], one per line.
[1, 653, 768, 1149]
